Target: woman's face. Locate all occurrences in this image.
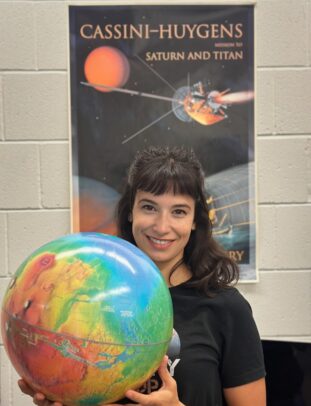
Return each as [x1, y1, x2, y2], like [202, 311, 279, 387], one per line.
[131, 190, 196, 272]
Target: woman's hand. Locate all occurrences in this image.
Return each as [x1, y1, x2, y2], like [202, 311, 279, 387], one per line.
[17, 379, 63, 406]
[106, 356, 184, 406]
[18, 356, 184, 406]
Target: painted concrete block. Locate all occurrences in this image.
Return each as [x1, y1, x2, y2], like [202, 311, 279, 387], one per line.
[257, 137, 311, 203]
[275, 70, 311, 134]
[0, 2, 36, 69]
[309, 0, 311, 66]
[256, 70, 275, 135]
[35, 2, 68, 69]
[0, 77, 4, 141]
[0, 346, 12, 406]
[8, 210, 70, 275]
[258, 205, 311, 269]
[239, 270, 311, 338]
[0, 344, 33, 405]
[3, 73, 68, 140]
[0, 144, 40, 209]
[256, 0, 307, 67]
[275, 205, 311, 269]
[0, 214, 7, 277]
[40, 143, 70, 208]
[257, 205, 277, 269]
[0, 277, 11, 345]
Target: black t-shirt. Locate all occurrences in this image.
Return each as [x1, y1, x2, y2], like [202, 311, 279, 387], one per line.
[121, 283, 266, 406]
[167, 283, 266, 406]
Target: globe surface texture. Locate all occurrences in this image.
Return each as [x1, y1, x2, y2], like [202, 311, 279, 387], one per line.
[1, 233, 173, 405]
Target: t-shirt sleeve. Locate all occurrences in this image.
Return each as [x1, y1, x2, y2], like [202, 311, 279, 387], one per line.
[220, 289, 266, 388]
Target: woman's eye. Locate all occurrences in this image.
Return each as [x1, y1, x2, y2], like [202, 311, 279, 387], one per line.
[142, 204, 156, 212]
[173, 209, 187, 216]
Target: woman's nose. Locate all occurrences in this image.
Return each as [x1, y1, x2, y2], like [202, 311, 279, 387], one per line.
[153, 212, 170, 234]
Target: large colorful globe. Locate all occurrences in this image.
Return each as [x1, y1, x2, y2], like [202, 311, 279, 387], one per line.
[1, 233, 173, 405]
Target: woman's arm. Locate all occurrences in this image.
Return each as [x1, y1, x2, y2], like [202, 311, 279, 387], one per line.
[223, 377, 266, 406]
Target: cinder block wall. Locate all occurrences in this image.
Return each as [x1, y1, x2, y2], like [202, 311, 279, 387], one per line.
[0, 0, 310, 404]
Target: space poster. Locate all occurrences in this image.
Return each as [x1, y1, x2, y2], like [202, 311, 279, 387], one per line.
[69, 4, 257, 281]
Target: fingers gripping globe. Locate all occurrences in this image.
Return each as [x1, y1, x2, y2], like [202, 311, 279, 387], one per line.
[1, 233, 173, 405]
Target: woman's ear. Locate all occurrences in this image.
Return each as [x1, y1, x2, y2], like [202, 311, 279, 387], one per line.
[128, 213, 133, 222]
[191, 222, 196, 230]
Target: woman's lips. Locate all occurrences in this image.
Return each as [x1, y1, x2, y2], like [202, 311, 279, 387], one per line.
[147, 236, 174, 249]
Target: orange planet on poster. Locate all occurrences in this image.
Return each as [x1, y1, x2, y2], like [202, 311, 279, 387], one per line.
[84, 46, 130, 92]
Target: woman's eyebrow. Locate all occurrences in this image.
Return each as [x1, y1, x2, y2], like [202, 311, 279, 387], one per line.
[138, 199, 191, 209]
[172, 204, 192, 210]
[138, 198, 157, 205]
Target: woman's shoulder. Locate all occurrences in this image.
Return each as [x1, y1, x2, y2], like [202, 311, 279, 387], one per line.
[199, 287, 254, 324]
[215, 287, 252, 311]
[213, 287, 258, 334]
[216, 286, 248, 302]
[172, 284, 251, 311]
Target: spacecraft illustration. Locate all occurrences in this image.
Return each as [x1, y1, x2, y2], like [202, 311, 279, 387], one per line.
[81, 78, 254, 143]
[80, 47, 254, 144]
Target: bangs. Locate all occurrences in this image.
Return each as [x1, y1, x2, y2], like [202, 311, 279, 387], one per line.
[135, 163, 199, 198]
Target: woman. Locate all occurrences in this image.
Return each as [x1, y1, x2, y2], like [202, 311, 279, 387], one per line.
[19, 145, 266, 405]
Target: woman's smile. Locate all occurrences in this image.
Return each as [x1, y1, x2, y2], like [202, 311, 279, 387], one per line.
[146, 235, 175, 250]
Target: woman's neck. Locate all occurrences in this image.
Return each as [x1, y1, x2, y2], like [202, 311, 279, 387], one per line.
[159, 261, 192, 287]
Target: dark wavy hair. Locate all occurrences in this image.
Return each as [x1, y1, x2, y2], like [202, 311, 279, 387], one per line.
[116, 145, 239, 294]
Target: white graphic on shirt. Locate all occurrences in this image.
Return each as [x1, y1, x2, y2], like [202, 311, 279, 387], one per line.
[168, 358, 180, 377]
[140, 328, 181, 394]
